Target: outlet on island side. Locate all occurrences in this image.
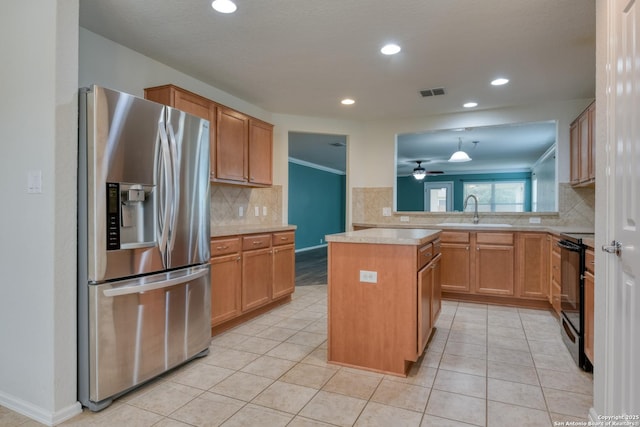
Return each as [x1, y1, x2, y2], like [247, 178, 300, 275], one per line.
[359, 270, 378, 283]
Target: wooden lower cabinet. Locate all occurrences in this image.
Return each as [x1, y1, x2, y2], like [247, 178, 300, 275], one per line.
[584, 248, 595, 364]
[441, 232, 471, 292]
[210, 253, 242, 326]
[210, 230, 295, 333]
[273, 244, 295, 299]
[418, 253, 441, 354]
[475, 236, 515, 296]
[242, 247, 273, 311]
[517, 232, 549, 299]
[550, 236, 562, 315]
[441, 230, 554, 308]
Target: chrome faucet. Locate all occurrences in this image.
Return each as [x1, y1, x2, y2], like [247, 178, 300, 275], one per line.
[464, 194, 480, 224]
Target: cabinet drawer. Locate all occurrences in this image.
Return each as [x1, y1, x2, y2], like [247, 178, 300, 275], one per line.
[477, 232, 513, 245]
[418, 243, 433, 269]
[242, 234, 271, 251]
[210, 237, 241, 256]
[273, 231, 295, 246]
[441, 231, 469, 243]
[585, 249, 595, 274]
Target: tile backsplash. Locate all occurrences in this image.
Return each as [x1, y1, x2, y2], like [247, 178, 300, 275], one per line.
[210, 184, 282, 227]
[352, 183, 595, 228]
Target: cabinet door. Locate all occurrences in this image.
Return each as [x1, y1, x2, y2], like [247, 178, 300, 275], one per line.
[584, 270, 594, 364]
[570, 122, 580, 185]
[242, 247, 272, 311]
[174, 90, 214, 121]
[441, 243, 471, 292]
[272, 244, 295, 299]
[248, 119, 273, 185]
[475, 244, 515, 295]
[579, 111, 590, 183]
[417, 263, 433, 355]
[588, 103, 596, 182]
[518, 233, 549, 299]
[210, 254, 242, 326]
[430, 254, 442, 327]
[216, 106, 248, 183]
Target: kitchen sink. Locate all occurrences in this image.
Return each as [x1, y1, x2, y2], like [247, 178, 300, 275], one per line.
[436, 222, 513, 228]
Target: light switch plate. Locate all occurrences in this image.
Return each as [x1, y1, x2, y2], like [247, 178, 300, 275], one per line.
[382, 207, 392, 217]
[254, 206, 260, 216]
[27, 170, 42, 194]
[400, 216, 410, 222]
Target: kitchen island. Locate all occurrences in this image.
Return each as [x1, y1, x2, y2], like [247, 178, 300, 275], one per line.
[326, 228, 441, 376]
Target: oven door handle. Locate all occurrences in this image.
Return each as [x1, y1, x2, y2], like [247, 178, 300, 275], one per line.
[557, 240, 582, 251]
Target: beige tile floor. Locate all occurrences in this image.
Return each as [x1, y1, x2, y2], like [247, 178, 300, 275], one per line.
[1, 285, 593, 427]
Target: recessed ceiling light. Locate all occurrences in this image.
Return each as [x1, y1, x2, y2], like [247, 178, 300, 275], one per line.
[341, 98, 355, 105]
[491, 78, 509, 86]
[463, 102, 478, 108]
[380, 44, 401, 55]
[211, 0, 237, 13]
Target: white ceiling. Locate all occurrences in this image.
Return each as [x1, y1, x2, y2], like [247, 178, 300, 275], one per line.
[79, 0, 595, 173]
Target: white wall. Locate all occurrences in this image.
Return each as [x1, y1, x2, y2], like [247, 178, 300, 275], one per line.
[0, 1, 80, 425]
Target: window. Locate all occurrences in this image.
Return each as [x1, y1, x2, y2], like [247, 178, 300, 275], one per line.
[463, 181, 526, 212]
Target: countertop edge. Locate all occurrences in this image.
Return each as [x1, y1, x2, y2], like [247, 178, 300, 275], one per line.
[211, 224, 297, 238]
[352, 222, 594, 236]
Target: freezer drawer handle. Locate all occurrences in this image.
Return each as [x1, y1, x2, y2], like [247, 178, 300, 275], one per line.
[102, 268, 209, 297]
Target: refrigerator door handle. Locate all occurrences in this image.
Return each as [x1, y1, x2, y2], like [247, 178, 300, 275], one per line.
[102, 266, 209, 297]
[167, 122, 180, 255]
[158, 123, 172, 263]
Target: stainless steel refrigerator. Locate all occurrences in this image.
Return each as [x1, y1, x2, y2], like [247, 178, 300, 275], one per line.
[77, 85, 211, 411]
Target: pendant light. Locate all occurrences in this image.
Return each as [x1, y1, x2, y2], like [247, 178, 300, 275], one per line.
[448, 137, 472, 162]
[412, 161, 427, 180]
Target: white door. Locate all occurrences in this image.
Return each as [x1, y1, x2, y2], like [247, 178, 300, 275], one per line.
[602, 0, 640, 416]
[424, 182, 453, 212]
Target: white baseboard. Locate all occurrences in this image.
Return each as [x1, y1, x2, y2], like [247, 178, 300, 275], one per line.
[0, 390, 82, 426]
[295, 243, 327, 253]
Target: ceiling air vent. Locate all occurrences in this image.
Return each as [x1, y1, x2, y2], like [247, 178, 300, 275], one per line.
[420, 87, 446, 97]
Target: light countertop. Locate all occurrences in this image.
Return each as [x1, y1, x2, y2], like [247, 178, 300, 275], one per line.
[325, 227, 440, 246]
[352, 222, 594, 236]
[211, 224, 296, 238]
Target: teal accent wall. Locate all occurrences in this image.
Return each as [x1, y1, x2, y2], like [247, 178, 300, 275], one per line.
[397, 172, 532, 212]
[289, 162, 346, 250]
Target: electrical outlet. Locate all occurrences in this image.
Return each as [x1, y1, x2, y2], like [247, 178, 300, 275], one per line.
[263, 206, 268, 216]
[400, 216, 410, 222]
[359, 270, 378, 283]
[239, 206, 244, 217]
[529, 217, 541, 224]
[254, 206, 259, 216]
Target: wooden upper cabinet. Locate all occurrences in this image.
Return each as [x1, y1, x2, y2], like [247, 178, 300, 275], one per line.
[249, 119, 273, 185]
[570, 121, 580, 185]
[145, 84, 274, 187]
[588, 103, 596, 182]
[570, 101, 596, 187]
[216, 106, 249, 183]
